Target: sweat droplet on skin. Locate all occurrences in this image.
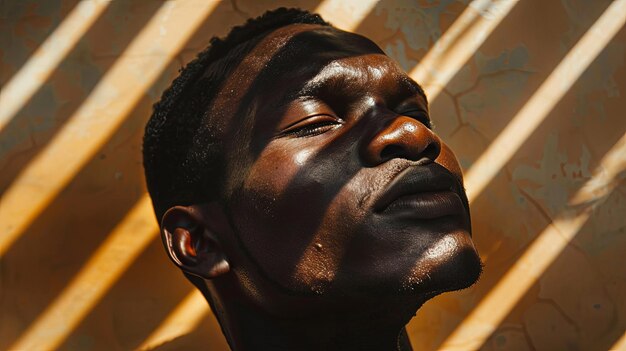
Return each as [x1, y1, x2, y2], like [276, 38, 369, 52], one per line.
[314, 243, 323, 251]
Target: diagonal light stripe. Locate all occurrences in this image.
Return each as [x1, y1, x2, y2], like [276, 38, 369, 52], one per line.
[0, 0, 112, 132]
[439, 132, 626, 351]
[0, 0, 220, 257]
[465, 0, 626, 203]
[136, 290, 210, 351]
[612, 331, 626, 351]
[314, 0, 379, 32]
[8, 194, 158, 351]
[410, 0, 518, 101]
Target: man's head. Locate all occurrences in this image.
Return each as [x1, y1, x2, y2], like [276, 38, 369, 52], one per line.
[143, 6, 481, 331]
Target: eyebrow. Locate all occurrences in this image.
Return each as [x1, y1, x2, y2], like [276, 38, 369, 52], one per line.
[398, 75, 428, 103]
[282, 67, 429, 108]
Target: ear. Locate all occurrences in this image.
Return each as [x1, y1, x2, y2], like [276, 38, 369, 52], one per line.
[160, 206, 230, 279]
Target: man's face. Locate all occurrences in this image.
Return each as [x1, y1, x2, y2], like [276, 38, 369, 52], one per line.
[211, 24, 481, 301]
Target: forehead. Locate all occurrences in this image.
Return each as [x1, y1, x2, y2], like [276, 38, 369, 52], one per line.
[208, 24, 423, 135]
[207, 24, 388, 127]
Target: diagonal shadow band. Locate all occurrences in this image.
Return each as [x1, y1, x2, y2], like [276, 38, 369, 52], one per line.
[0, 0, 164, 178]
[6, 194, 159, 351]
[3, 0, 236, 350]
[0, 0, 229, 258]
[0, 85, 165, 350]
[441, 133, 626, 350]
[481, 182, 626, 351]
[135, 290, 214, 351]
[464, 0, 626, 203]
[0, 0, 111, 133]
[410, 0, 519, 102]
[0, 1, 83, 88]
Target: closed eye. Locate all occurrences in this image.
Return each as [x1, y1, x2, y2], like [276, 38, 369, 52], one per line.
[399, 109, 432, 129]
[277, 114, 343, 138]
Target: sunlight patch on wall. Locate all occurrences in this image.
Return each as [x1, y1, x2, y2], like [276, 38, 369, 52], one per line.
[8, 195, 158, 351]
[611, 331, 626, 351]
[439, 132, 626, 350]
[409, 0, 518, 101]
[314, 0, 379, 32]
[0, 0, 221, 258]
[136, 290, 210, 351]
[0, 0, 112, 132]
[464, 0, 626, 203]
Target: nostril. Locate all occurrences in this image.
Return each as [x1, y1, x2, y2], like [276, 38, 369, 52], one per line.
[380, 144, 404, 160]
[378, 142, 440, 163]
[422, 142, 440, 161]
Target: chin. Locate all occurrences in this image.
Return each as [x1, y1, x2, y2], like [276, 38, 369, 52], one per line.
[345, 233, 482, 300]
[324, 246, 482, 303]
[399, 241, 483, 298]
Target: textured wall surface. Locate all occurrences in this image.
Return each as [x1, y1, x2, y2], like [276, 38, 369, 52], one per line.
[1, 0, 625, 350]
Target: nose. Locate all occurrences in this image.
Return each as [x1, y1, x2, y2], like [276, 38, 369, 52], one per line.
[361, 116, 441, 166]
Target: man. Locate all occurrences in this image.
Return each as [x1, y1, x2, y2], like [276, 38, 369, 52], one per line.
[143, 8, 482, 350]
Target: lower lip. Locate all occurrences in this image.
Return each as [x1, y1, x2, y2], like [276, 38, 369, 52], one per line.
[381, 191, 465, 219]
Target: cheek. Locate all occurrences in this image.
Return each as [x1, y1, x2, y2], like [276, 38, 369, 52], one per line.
[243, 145, 315, 196]
[229, 140, 369, 293]
[228, 143, 341, 291]
[290, 169, 377, 291]
[436, 143, 464, 181]
[229, 142, 309, 243]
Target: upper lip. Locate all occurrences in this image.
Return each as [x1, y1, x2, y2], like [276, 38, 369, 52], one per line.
[373, 163, 462, 213]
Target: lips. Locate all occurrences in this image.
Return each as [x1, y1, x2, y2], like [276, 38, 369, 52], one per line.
[374, 163, 467, 219]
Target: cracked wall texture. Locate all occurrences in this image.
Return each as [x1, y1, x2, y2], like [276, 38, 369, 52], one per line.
[1, 0, 624, 350]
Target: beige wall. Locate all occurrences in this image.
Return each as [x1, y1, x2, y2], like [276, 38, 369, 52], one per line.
[1, 0, 625, 350]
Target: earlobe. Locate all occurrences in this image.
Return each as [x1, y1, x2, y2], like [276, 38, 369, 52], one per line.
[161, 206, 230, 279]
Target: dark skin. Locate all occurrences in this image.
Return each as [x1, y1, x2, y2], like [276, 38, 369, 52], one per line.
[160, 24, 481, 350]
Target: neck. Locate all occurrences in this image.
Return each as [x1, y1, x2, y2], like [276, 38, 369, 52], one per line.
[206, 283, 419, 350]
[227, 305, 414, 350]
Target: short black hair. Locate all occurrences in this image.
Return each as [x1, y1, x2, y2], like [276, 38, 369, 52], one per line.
[143, 8, 330, 220]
